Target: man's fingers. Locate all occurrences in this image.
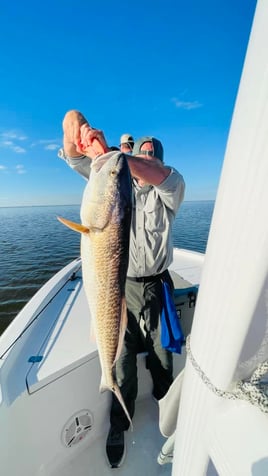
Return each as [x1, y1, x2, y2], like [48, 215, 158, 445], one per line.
[80, 124, 93, 146]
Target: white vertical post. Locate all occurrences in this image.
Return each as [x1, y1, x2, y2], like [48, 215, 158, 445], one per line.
[172, 1, 268, 474]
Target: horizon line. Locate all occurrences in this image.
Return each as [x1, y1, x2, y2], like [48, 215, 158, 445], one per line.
[0, 199, 216, 209]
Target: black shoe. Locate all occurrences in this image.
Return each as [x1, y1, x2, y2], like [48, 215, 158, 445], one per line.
[106, 426, 125, 468]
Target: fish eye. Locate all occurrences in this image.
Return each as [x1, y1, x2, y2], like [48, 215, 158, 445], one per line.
[110, 168, 117, 176]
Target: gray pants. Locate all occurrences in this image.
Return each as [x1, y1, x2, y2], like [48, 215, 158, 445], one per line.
[110, 270, 174, 431]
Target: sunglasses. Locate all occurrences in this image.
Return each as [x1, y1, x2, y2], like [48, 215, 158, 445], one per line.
[138, 150, 154, 157]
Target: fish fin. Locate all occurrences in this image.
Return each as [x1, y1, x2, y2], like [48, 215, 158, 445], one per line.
[100, 380, 133, 431]
[57, 216, 89, 234]
[113, 296, 128, 364]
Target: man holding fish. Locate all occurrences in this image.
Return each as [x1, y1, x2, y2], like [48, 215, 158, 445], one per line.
[58, 109, 185, 468]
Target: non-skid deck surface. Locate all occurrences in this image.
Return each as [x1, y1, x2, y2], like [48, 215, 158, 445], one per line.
[57, 395, 218, 476]
[58, 397, 172, 476]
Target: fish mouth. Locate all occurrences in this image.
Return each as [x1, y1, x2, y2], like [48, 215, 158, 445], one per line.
[92, 153, 131, 192]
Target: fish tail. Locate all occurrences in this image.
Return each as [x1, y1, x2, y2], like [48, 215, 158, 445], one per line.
[112, 383, 133, 431]
[100, 381, 133, 431]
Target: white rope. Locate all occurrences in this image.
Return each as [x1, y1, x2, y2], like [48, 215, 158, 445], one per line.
[186, 335, 268, 413]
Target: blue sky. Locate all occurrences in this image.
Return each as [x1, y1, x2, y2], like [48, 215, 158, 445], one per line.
[0, 0, 257, 206]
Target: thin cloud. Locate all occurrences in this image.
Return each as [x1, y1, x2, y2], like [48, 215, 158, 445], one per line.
[44, 144, 60, 151]
[172, 97, 202, 110]
[15, 164, 26, 174]
[0, 131, 27, 141]
[30, 139, 61, 150]
[0, 130, 60, 155]
[13, 145, 26, 154]
[38, 139, 58, 144]
[2, 140, 13, 146]
[0, 164, 27, 174]
[0, 141, 26, 153]
[0, 131, 27, 153]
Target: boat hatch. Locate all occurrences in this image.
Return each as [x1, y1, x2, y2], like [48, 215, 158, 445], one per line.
[26, 270, 98, 393]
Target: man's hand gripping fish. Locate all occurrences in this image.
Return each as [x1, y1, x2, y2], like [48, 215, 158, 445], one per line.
[58, 152, 132, 428]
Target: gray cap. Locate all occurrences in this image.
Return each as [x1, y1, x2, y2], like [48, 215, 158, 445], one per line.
[132, 136, 164, 162]
[120, 133, 134, 145]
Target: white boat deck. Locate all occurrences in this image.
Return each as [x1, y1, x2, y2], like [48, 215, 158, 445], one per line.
[0, 248, 207, 476]
[55, 394, 218, 476]
[58, 397, 171, 476]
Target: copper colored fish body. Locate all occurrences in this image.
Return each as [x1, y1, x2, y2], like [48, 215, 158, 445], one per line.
[58, 152, 132, 426]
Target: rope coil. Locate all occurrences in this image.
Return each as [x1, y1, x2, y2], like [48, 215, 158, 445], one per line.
[186, 335, 268, 413]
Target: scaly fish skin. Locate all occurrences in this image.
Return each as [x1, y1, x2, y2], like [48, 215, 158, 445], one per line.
[80, 153, 132, 425]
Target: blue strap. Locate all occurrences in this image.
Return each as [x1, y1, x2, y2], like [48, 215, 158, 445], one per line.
[161, 281, 184, 354]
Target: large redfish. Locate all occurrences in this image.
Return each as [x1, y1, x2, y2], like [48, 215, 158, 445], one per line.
[58, 152, 132, 426]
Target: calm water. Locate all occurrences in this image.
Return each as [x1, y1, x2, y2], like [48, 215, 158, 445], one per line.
[0, 201, 214, 334]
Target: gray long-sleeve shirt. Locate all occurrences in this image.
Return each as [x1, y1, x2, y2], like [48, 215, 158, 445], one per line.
[61, 152, 185, 277]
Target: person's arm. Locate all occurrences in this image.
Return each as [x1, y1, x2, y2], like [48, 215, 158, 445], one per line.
[67, 112, 167, 185]
[60, 110, 111, 180]
[61, 110, 173, 188]
[155, 169, 185, 213]
[62, 110, 109, 159]
[126, 155, 170, 186]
